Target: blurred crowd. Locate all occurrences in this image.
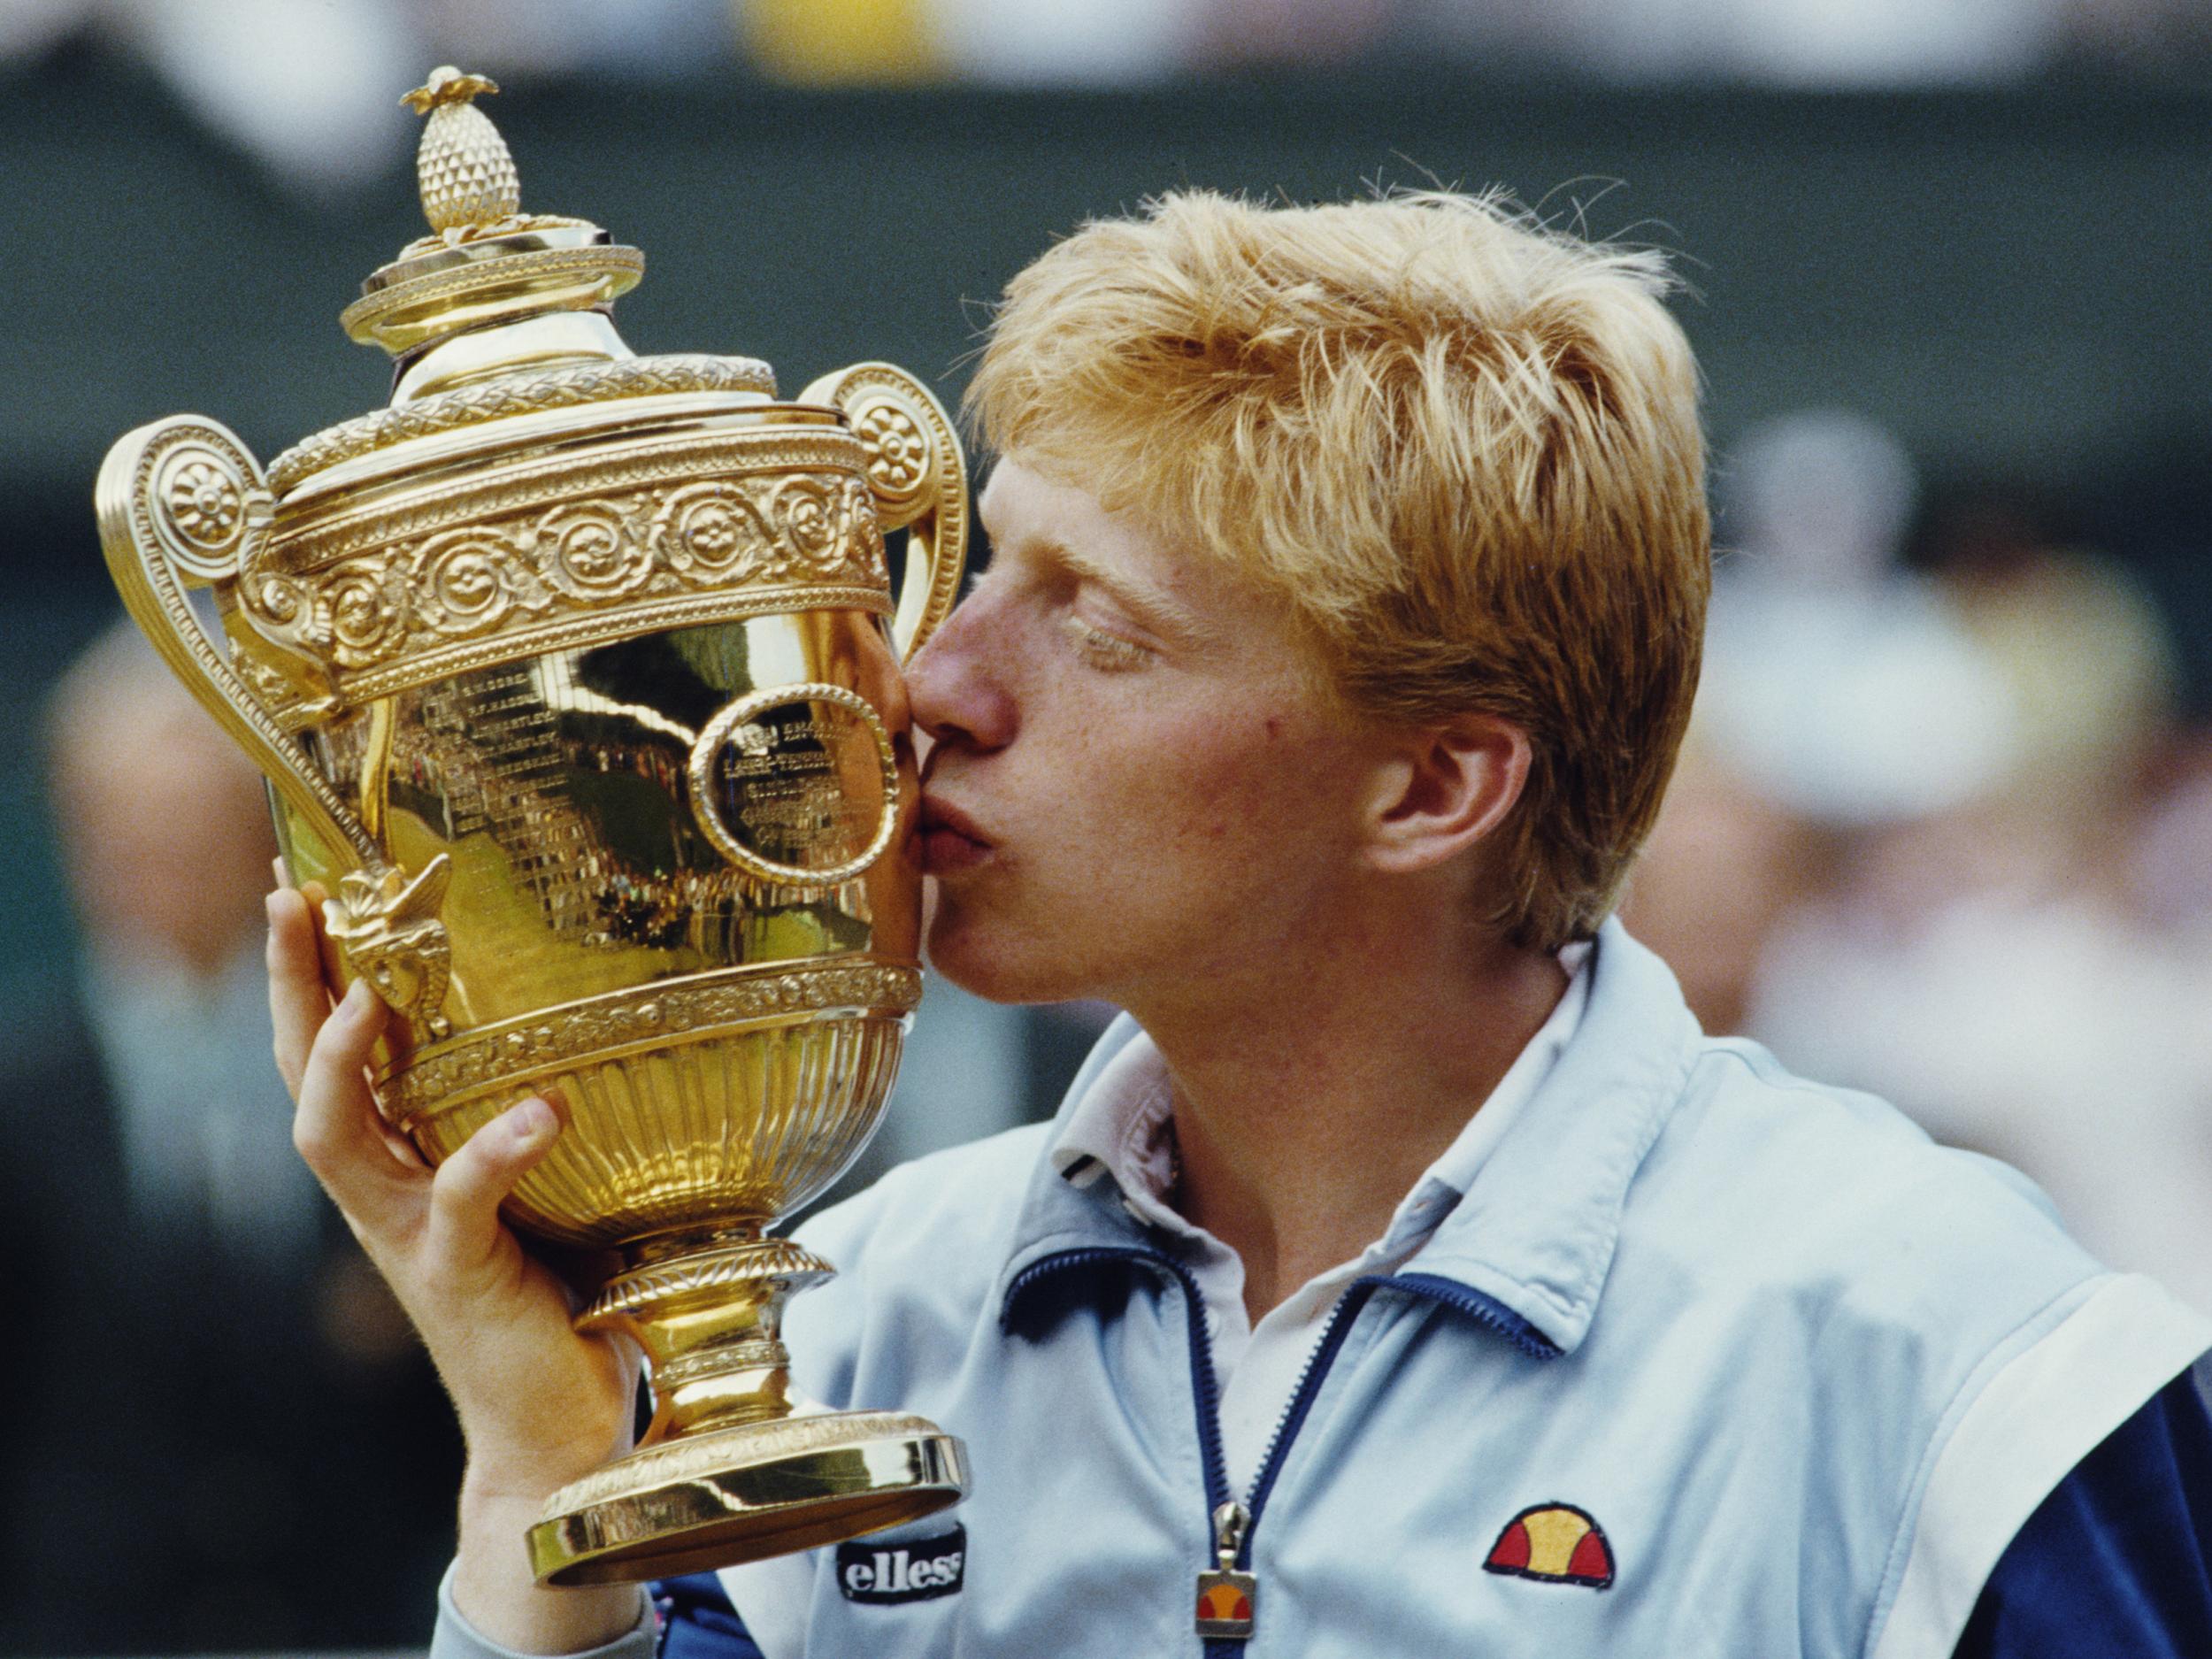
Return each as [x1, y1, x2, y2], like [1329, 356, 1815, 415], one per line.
[2, 0, 2208, 194]
[1626, 409, 2212, 1318]
[0, 626, 460, 1653]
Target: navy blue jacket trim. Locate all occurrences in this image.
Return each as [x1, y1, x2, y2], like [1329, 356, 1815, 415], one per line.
[1953, 1370, 2212, 1659]
[1002, 1243, 1160, 1333]
[1388, 1271, 1565, 1360]
[651, 1572, 764, 1659]
[1003, 1251, 1561, 1359]
[1240, 1279, 1386, 1538]
[1002, 1246, 1234, 1502]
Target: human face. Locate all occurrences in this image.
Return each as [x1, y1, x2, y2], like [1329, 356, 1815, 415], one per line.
[906, 459, 1388, 1011]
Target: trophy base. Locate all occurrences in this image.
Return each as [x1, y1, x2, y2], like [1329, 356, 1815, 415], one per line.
[527, 1409, 969, 1586]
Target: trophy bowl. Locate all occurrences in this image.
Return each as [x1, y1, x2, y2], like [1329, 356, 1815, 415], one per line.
[93, 67, 970, 1586]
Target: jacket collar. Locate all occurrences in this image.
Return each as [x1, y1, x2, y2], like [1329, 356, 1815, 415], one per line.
[995, 918, 1699, 1356]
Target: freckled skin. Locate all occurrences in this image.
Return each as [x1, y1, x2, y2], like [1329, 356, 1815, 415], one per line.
[909, 465, 1565, 1317]
[905, 460, 1387, 1014]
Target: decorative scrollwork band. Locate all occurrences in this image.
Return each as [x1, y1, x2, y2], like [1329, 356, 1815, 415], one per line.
[267, 354, 779, 493]
[240, 465, 889, 686]
[384, 961, 922, 1123]
[647, 1340, 792, 1393]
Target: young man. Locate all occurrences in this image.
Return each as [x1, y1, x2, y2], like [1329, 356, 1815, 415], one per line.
[273, 190, 2211, 1659]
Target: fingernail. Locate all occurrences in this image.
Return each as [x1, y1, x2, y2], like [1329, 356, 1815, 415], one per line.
[340, 979, 374, 1018]
[264, 892, 280, 926]
[512, 1097, 557, 1144]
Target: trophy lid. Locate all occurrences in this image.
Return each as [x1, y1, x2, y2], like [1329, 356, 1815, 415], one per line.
[339, 66, 644, 358]
[104, 64, 958, 764]
[266, 68, 777, 495]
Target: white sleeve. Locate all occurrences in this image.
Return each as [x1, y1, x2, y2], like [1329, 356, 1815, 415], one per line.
[1865, 1272, 2212, 1659]
[714, 1549, 820, 1659]
[426, 1563, 657, 1659]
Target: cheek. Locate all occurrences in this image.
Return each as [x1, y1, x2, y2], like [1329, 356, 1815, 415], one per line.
[1125, 716, 1345, 863]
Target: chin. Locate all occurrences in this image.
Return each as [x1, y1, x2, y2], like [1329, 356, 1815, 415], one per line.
[924, 901, 1108, 1008]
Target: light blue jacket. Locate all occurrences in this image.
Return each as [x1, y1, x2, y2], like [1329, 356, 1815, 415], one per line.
[436, 922, 2210, 1658]
[721, 922, 2208, 1658]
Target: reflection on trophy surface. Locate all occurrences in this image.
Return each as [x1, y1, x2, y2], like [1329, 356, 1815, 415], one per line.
[94, 65, 970, 1586]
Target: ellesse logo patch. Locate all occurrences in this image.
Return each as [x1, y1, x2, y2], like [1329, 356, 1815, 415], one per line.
[836, 1525, 967, 1604]
[1484, 1503, 1616, 1588]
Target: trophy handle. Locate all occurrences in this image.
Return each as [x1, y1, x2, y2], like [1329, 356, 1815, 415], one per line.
[95, 416, 381, 872]
[797, 363, 969, 660]
[95, 416, 455, 1038]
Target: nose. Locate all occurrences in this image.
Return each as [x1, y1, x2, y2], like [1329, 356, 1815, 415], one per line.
[905, 583, 1017, 753]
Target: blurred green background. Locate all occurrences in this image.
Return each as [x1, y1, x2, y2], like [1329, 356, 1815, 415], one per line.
[6, 58, 2209, 1013]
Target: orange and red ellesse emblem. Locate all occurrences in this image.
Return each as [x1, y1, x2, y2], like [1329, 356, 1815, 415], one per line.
[1483, 1503, 1616, 1589]
[1196, 1580, 1254, 1624]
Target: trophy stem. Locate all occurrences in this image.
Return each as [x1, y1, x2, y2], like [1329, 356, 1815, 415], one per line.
[594, 1232, 826, 1443]
[526, 1234, 968, 1587]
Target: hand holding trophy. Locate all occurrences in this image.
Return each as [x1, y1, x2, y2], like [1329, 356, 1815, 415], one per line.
[96, 65, 970, 1591]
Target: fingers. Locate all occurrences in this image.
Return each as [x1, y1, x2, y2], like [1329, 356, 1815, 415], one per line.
[423, 1097, 564, 1278]
[292, 976, 417, 1225]
[266, 887, 329, 1097]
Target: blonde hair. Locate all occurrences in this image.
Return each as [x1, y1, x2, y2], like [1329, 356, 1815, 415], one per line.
[967, 188, 1710, 951]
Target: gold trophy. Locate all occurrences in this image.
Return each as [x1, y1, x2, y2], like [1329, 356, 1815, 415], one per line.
[94, 68, 970, 1586]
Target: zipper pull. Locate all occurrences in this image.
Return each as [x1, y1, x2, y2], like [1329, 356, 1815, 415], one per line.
[1194, 1500, 1257, 1640]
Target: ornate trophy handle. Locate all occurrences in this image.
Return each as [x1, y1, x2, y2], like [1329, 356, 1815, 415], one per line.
[94, 415, 453, 1038]
[797, 363, 969, 660]
[96, 417, 378, 870]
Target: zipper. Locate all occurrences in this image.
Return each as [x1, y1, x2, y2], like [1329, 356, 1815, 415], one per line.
[1006, 1242, 1236, 1510]
[1007, 1248, 1550, 1655]
[1194, 1276, 1389, 1654]
[1238, 1278, 1386, 1540]
[1004, 1243, 1261, 1653]
[1194, 1499, 1256, 1646]
[1202, 1271, 1552, 1651]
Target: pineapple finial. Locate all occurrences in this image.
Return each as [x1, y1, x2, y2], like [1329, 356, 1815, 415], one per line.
[402, 66, 520, 234]
[342, 67, 637, 356]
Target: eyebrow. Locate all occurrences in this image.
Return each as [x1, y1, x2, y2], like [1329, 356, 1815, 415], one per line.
[1021, 534, 1217, 648]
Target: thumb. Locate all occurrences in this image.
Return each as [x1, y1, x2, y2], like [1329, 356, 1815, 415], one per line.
[421, 1096, 564, 1279]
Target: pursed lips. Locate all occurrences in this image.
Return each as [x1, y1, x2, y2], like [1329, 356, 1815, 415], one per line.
[918, 791, 994, 873]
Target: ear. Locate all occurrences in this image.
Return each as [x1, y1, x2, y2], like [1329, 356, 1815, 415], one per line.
[1362, 713, 1532, 876]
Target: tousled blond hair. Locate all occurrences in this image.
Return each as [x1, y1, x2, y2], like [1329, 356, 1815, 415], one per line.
[968, 189, 1710, 951]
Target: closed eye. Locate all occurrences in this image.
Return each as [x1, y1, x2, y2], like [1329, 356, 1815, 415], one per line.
[1061, 612, 1151, 671]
